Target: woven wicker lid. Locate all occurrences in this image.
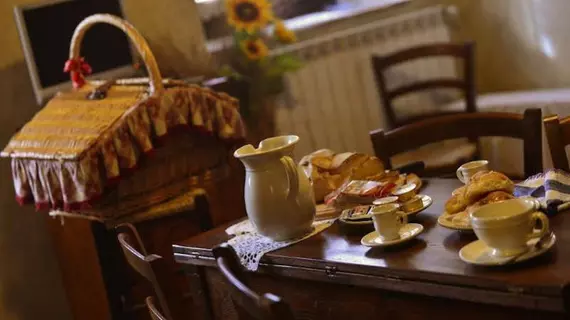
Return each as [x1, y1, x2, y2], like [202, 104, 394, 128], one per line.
[2, 85, 145, 159]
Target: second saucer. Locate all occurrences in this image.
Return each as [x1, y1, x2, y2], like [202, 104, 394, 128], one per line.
[361, 223, 424, 247]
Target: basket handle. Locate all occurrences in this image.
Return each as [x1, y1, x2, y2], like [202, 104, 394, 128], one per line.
[68, 14, 164, 95]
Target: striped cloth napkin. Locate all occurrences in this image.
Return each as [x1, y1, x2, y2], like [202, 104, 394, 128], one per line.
[514, 170, 570, 215]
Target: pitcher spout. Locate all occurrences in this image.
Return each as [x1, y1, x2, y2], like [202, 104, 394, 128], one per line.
[233, 135, 299, 159]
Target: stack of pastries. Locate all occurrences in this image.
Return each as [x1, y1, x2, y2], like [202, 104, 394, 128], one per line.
[300, 149, 422, 203]
[444, 171, 515, 225]
[300, 149, 385, 202]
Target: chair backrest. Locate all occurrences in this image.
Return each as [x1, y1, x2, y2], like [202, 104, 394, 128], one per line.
[146, 296, 168, 320]
[370, 108, 543, 178]
[212, 244, 295, 320]
[372, 42, 476, 129]
[117, 224, 173, 320]
[544, 115, 570, 171]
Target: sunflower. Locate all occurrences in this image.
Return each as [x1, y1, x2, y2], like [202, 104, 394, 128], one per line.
[240, 38, 269, 60]
[274, 20, 296, 44]
[226, 0, 273, 33]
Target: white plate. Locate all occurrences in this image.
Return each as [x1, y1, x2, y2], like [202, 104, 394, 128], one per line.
[459, 234, 556, 266]
[404, 195, 433, 217]
[339, 216, 373, 225]
[361, 223, 424, 247]
[437, 213, 473, 232]
[340, 195, 432, 226]
[338, 206, 374, 225]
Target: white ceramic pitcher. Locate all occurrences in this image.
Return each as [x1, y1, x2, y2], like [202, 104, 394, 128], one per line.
[234, 135, 315, 241]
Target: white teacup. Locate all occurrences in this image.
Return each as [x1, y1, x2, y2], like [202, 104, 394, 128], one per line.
[470, 198, 549, 257]
[456, 160, 489, 184]
[369, 203, 407, 241]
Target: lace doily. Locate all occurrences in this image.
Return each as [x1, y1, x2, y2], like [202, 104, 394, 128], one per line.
[225, 219, 335, 271]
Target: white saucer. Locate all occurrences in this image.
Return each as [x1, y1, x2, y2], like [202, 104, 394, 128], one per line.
[459, 234, 556, 266]
[404, 195, 433, 217]
[361, 223, 424, 247]
[437, 213, 473, 232]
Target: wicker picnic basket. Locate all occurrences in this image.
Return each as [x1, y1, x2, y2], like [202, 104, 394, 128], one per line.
[1, 14, 245, 221]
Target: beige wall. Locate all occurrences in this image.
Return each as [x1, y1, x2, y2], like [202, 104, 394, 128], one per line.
[312, 0, 570, 93]
[122, 0, 214, 78]
[419, 0, 570, 93]
[288, 0, 570, 93]
[0, 1, 72, 320]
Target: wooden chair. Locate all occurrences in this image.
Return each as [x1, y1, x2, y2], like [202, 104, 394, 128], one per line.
[372, 42, 476, 128]
[212, 243, 295, 320]
[146, 296, 168, 320]
[372, 42, 478, 176]
[117, 224, 174, 320]
[370, 108, 543, 179]
[544, 115, 570, 171]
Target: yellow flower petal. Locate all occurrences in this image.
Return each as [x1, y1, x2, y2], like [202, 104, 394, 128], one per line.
[226, 0, 273, 33]
[274, 20, 297, 43]
[240, 38, 269, 60]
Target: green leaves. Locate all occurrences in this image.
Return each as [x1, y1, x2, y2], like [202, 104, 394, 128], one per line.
[217, 31, 304, 121]
[274, 54, 303, 72]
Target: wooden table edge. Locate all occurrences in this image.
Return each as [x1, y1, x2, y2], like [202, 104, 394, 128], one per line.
[174, 251, 565, 313]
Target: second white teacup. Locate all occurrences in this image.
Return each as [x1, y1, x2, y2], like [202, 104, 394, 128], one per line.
[456, 160, 489, 184]
[470, 198, 549, 258]
[369, 203, 407, 241]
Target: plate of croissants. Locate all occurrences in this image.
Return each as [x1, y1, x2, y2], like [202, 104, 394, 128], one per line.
[438, 171, 516, 231]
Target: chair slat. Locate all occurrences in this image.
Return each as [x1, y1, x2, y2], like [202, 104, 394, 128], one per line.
[372, 42, 476, 129]
[146, 297, 168, 320]
[370, 108, 543, 178]
[213, 244, 295, 320]
[387, 78, 465, 100]
[544, 115, 570, 171]
[117, 225, 174, 320]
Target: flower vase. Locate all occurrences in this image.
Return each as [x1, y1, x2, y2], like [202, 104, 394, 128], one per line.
[246, 96, 278, 145]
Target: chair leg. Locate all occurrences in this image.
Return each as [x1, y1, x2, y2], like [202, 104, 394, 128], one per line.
[91, 222, 128, 319]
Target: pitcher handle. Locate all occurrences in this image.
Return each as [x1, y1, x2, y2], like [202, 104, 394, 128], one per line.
[281, 156, 299, 200]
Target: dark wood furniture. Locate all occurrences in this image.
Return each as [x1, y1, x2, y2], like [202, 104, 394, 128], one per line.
[117, 224, 175, 320]
[95, 191, 214, 320]
[174, 178, 569, 319]
[372, 42, 478, 176]
[370, 109, 543, 178]
[146, 297, 168, 320]
[544, 115, 570, 171]
[40, 78, 247, 320]
[213, 243, 295, 320]
[372, 42, 476, 128]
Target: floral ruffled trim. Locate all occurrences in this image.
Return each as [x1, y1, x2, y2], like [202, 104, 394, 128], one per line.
[10, 86, 245, 211]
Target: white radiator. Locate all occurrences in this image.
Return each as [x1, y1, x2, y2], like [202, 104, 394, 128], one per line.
[272, 5, 460, 159]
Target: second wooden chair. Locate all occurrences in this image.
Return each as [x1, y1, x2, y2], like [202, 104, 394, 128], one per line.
[370, 108, 543, 178]
[544, 115, 570, 171]
[212, 243, 295, 320]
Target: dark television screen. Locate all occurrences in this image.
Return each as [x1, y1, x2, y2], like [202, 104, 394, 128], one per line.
[22, 0, 132, 88]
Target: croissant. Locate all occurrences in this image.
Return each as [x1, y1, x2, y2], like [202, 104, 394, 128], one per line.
[464, 171, 514, 204]
[445, 186, 467, 214]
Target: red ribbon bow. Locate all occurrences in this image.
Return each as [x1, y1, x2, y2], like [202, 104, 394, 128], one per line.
[64, 57, 92, 89]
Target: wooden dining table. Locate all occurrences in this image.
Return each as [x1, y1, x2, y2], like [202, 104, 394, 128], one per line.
[173, 179, 570, 319]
